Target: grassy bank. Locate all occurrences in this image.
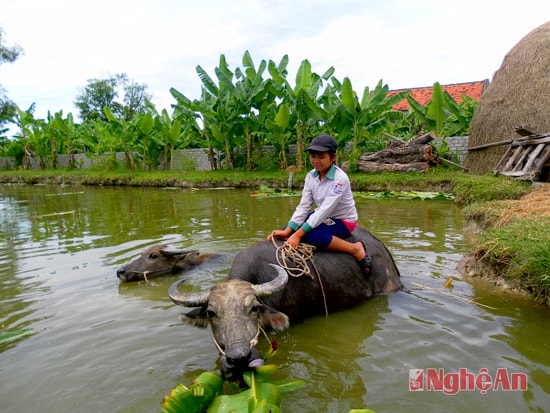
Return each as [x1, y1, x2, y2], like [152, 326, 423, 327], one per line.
[1, 167, 548, 304]
[0, 168, 532, 205]
[462, 185, 550, 305]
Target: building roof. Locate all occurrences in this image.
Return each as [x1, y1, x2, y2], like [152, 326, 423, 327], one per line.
[387, 80, 490, 111]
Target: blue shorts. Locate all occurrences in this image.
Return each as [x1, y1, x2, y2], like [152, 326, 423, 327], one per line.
[299, 216, 352, 249]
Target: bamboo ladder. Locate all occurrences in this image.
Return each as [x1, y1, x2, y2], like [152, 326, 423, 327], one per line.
[493, 134, 550, 180]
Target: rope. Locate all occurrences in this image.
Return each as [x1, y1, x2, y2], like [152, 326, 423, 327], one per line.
[128, 267, 174, 284]
[270, 235, 329, 316]
[210, 323, 263, 356]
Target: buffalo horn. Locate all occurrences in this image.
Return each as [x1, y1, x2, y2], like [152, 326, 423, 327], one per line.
[168, 278, 209, 307]
[253, 264, 289, 297]
[162, 249, 199, 257]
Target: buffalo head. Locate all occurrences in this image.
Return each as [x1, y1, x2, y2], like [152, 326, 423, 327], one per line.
[117, 244, 201, 282]
[168, 264, 290, 380]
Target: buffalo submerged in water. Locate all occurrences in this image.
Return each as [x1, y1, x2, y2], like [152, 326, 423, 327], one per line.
[116, 244, 215, 282]
[168, 226, 403, 380]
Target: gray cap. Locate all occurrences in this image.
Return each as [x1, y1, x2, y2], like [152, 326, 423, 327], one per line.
[306, 134, 337, 153]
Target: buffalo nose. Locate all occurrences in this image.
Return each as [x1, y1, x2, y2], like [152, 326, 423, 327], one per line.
[225, 347, 251, 366]
[117, 269, 127, 280]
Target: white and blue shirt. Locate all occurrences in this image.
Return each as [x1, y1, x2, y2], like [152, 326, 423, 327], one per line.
[288, 164, 358, 233]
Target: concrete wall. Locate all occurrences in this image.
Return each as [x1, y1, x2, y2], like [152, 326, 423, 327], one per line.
[432, 136, 469, 164]
[0, 157, 15, 170]
[0, 136, 470, 171]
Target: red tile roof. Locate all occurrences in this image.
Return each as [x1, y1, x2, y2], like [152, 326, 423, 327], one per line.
[387, 80, 489, 111]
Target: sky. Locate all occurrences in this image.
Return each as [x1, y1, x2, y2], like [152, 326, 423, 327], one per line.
[1, 0, 550, 132]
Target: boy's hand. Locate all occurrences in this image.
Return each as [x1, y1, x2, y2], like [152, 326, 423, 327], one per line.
[267, 229, 291, 240]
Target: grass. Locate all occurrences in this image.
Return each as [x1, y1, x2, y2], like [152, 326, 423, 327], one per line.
[0, 167, 532, 204]
[463, 184, 550, 305]
[475, 217, 550, 303]
[0, 166, 547, 304]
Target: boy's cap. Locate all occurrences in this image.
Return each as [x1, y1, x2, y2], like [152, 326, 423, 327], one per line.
[306, 134, 337, 152]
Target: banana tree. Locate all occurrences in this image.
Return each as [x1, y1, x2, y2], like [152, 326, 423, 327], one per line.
[150, 108, 181, 170]
[170, 86, 220, 170]
[13, 105, 48, 169]
[193, 55, 244, 169]
[401, 81, 476, 138]
[89, 118, 121, 167]
[233, 50, 282, 170]
[441, 93, 478, 137]
[426, 82, 447, 134]
[134, 112, 160, 170]
[268, 57, 334, 170]
[103, 106, 139, 169]
[265, 102, 291, 169]
[45, 111, 81, 168]
[339, 78, 409, 170]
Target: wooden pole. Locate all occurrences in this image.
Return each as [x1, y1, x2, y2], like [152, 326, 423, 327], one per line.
[467, 139, 512, 151]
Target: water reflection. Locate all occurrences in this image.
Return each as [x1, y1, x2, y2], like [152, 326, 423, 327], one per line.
[1, 183, 549, 412]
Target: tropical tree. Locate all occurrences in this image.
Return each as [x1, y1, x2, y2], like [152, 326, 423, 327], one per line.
[441, 94, 478, 137]
[13, 105, 49, 168]
[170, 86, 220, 169]
[192, 55, 247, 169]
[401, 82, 478, 138]
[75, 73, 152, 123]
[44, 111, 79, 168]
[121, 80, 152, 120]
[134, 112, 159, 170]
[264, 102, 291, 169]
[103, 106, 139, 169]
[0, 27, 23, 131]
[233, 51, 281, 170]
[268, 57, 334, 170]
[339, 78, 409, 170]
[88, 119, 121, 167]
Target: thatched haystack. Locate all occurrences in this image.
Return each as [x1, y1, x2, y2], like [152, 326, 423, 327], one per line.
[464, 21, 550, 174]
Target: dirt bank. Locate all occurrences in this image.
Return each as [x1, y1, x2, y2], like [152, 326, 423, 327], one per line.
[458, 183, 550, 304]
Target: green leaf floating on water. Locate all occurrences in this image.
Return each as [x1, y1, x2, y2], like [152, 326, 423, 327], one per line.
[160, 371, 223, 413]
[0, 328, 33, 344]
[355, 191, 454, 200]
[160, 366, 306, 413]
[253, 186, 454, 200]
[251, 185, 302, 199]
[207, 382, 282, 413]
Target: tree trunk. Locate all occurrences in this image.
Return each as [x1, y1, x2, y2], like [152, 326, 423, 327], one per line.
[357, 132, 438, 173]
[358, 161, 429, 173]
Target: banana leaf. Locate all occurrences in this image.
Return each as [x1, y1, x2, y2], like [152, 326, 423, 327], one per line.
[160, 367, 305, 413]
[207, 382, 281, 413]
[160, 371, 223, 413]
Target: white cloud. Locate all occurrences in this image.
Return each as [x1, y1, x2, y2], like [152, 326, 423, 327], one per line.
[1, 0, 550, 128]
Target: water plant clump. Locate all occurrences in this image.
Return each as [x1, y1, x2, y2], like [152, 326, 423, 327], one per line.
[159, 340, 306, 413]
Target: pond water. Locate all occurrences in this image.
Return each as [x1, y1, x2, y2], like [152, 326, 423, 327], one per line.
[1, 184, 549, 413]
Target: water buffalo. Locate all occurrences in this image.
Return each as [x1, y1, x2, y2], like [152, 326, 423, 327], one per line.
[117, 244, 214, 282]
[168, 226, 403, 380]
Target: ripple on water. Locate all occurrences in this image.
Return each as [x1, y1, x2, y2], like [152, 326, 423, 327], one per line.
[1, 187, 549, 413]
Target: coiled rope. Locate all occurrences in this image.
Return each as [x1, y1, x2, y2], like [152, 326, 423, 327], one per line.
[270, 235, 329, 316]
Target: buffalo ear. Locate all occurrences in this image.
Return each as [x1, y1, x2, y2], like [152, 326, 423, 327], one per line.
[259, 307, 289, 332]
[162, 249, 200, 260]
[180, 308, 209, 328]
